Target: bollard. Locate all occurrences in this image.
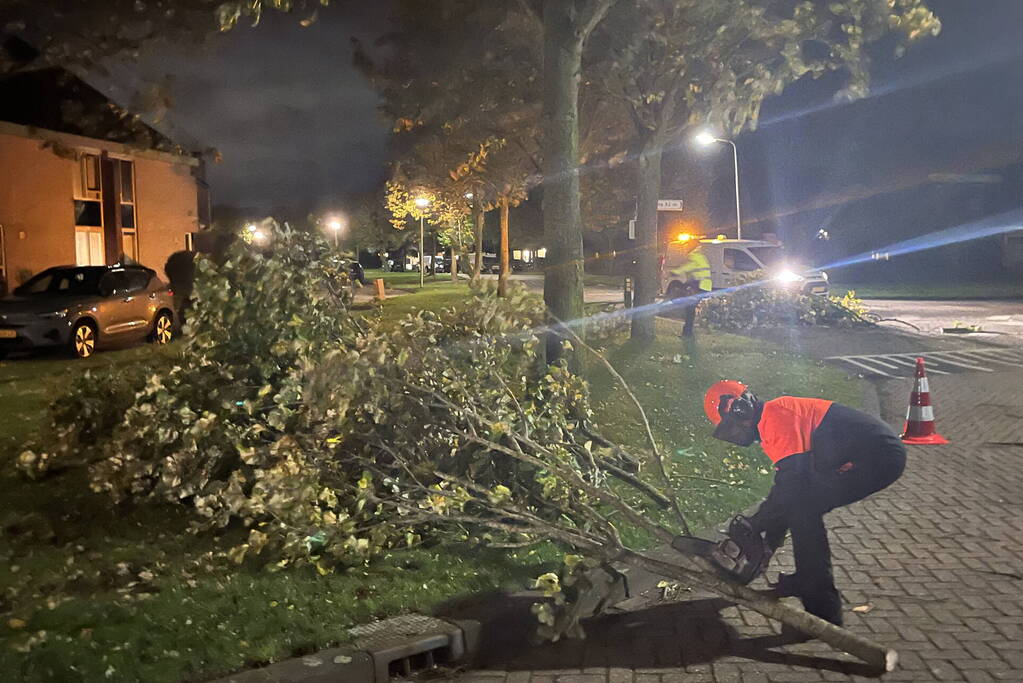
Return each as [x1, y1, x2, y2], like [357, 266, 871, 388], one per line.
[623, 276, 634, 308]
[375, 278, 386, 301]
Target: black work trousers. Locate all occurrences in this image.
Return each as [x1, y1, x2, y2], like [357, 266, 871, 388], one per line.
[750, 405, 907, 623]
[679, 281, 701, 337]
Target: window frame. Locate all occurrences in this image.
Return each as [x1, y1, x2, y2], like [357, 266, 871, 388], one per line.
[112, 157, 139, 261]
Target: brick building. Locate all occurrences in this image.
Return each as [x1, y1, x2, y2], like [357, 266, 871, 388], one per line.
[0, 56, 209, 292]
[0, 122, 205, 289]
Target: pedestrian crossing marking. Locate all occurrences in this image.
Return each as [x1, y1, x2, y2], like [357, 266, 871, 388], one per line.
[825, 348, 1023, 378]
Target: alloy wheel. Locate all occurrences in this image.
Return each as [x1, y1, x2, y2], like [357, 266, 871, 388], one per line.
[155, 314, 173, 344]
[74, 324, 95, 358]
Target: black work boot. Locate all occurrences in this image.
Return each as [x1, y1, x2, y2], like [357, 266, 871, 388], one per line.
[769, 572, 802, 598]
[802, 588, 844, 627]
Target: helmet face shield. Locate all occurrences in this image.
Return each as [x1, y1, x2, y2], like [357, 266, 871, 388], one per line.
[713, 415, 758, 446]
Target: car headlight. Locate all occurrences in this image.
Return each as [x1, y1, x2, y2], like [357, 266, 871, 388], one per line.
[820, 270, 829, 281]
[39, 309, 69, 319]
[775, 270, 804, 283]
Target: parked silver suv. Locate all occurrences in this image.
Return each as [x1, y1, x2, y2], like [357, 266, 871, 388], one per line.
[0, 264, 176, 359]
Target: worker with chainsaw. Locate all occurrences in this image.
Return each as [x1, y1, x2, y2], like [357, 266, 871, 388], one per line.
[701, 380, 907, 626]
[668, 243, 712, 337]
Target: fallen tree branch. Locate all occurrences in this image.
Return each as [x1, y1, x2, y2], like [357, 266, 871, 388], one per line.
[619, 549, 898, 671]
[548, 313, 692, 535]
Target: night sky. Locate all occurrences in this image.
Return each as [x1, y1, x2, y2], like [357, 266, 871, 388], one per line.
[122, 0, 1022, 224]
[129, 3, 393, 212]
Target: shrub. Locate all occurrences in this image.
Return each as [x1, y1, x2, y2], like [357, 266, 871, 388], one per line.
[698, 279, 872, 331]
[24, 224, 583, 572]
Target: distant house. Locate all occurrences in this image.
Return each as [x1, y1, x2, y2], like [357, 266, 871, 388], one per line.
[0, 51, 209, 291]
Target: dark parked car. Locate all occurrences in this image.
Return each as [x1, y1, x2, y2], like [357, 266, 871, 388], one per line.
[0, 264, 176, 359]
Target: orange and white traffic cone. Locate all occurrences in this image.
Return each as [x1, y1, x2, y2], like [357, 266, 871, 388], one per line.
[901, 357, 949, 445]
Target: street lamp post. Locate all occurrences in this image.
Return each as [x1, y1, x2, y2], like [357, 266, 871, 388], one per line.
[415, 197, 431, 288]
[695, 131, 743, 240]
[328, 218, 342, 247]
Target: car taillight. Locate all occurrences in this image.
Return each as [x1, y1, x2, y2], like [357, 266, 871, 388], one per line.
[166, 287, 174, 296]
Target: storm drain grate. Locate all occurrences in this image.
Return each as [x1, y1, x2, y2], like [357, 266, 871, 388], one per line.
[349, 614, 465, 681]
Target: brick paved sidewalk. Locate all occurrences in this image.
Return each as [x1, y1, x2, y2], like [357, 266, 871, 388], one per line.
[431, 371, 1023, 682]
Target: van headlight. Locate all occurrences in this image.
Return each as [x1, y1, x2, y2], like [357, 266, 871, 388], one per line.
[820, 271, 829, 281]
[775, 270, 804, 283]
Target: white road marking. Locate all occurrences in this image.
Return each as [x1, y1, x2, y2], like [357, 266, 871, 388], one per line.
[968, 349, 1023, 366]
[926, 352, 994, 372]
[828, 356, 893, 377]
[883, 355, 951, 374]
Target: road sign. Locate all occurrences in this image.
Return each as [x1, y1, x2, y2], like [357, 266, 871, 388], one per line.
[657, 199, 684, 211]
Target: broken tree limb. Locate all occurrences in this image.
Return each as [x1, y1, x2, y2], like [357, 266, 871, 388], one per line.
[618, 549, 898, 672]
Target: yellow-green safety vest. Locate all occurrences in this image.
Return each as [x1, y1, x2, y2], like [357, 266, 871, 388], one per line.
[670, 250, 712, 291]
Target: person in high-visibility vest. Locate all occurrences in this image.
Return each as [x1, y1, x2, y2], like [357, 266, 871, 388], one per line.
[668, 246, 712, 337]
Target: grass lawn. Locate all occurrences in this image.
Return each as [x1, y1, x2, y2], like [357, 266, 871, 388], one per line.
[583, 273, 624, 288]
[830, 280, 1023, 300]
[0, 339, 554, 682]
[0, 292, 866, 681]
[585, 317, 865, 537]
[363, 268, 464, 289]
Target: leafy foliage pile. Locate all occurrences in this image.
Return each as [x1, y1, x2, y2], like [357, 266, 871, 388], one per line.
[22, 225, 624, 579]
[698, 280, 873, 331]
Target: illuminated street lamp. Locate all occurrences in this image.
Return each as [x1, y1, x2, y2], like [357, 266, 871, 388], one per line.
[415, 197, 431, 287]
[695, 131, 743, 240]
[327, 217, 342, 247]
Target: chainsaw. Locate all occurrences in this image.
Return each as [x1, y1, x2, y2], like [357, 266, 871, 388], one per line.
[670, 515, 772, 585]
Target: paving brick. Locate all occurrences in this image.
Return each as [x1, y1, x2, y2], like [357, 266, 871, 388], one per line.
[447, 370, 1023, 683]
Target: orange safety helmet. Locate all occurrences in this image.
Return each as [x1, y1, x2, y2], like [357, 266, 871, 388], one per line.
[704, 380, 748, 425]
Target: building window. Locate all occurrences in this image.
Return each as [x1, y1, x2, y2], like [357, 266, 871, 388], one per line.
[0, 224, 6, 289]
[74, 153, 105, 266]
[118, 160, 138, 261]
[74, 200, 103, 227]
[75, 230, 105, 266]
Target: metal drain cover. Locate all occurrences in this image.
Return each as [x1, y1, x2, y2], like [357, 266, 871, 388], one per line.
[349, 614, 465, 681]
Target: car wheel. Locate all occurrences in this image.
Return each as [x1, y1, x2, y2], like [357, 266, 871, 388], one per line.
[151, 311, 173, 345]
[70, 321, 97, 359]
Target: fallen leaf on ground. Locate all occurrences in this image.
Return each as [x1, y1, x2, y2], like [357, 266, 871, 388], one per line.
[852, 604, 873, 613]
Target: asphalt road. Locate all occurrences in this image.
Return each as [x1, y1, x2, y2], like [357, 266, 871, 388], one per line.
[865, 298, 1023, 344]
[473, 275, 1023, 348]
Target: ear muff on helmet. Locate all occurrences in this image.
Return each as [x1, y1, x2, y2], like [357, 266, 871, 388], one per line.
[704, 380, 748, 425]
[720, 391, 757, 421]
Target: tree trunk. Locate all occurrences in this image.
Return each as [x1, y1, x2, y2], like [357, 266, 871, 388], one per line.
[630, 137, 663, 342]
[620, 551, 897, 671]
[431, 231, 437, 277]
[472, 196, 484, 284]
[541, 0, 587, 363]
[450, 242, 458, 282]
[498, 196, 510, 297]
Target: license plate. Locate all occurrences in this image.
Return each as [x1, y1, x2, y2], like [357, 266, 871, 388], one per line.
[0, 329, 16, 339]
[811, 286, 827, 294]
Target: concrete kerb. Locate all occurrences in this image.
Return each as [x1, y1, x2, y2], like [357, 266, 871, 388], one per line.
[209, 613, 478, 683]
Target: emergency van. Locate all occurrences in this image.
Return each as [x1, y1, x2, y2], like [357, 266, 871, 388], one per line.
[661, 237, 829, 297]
